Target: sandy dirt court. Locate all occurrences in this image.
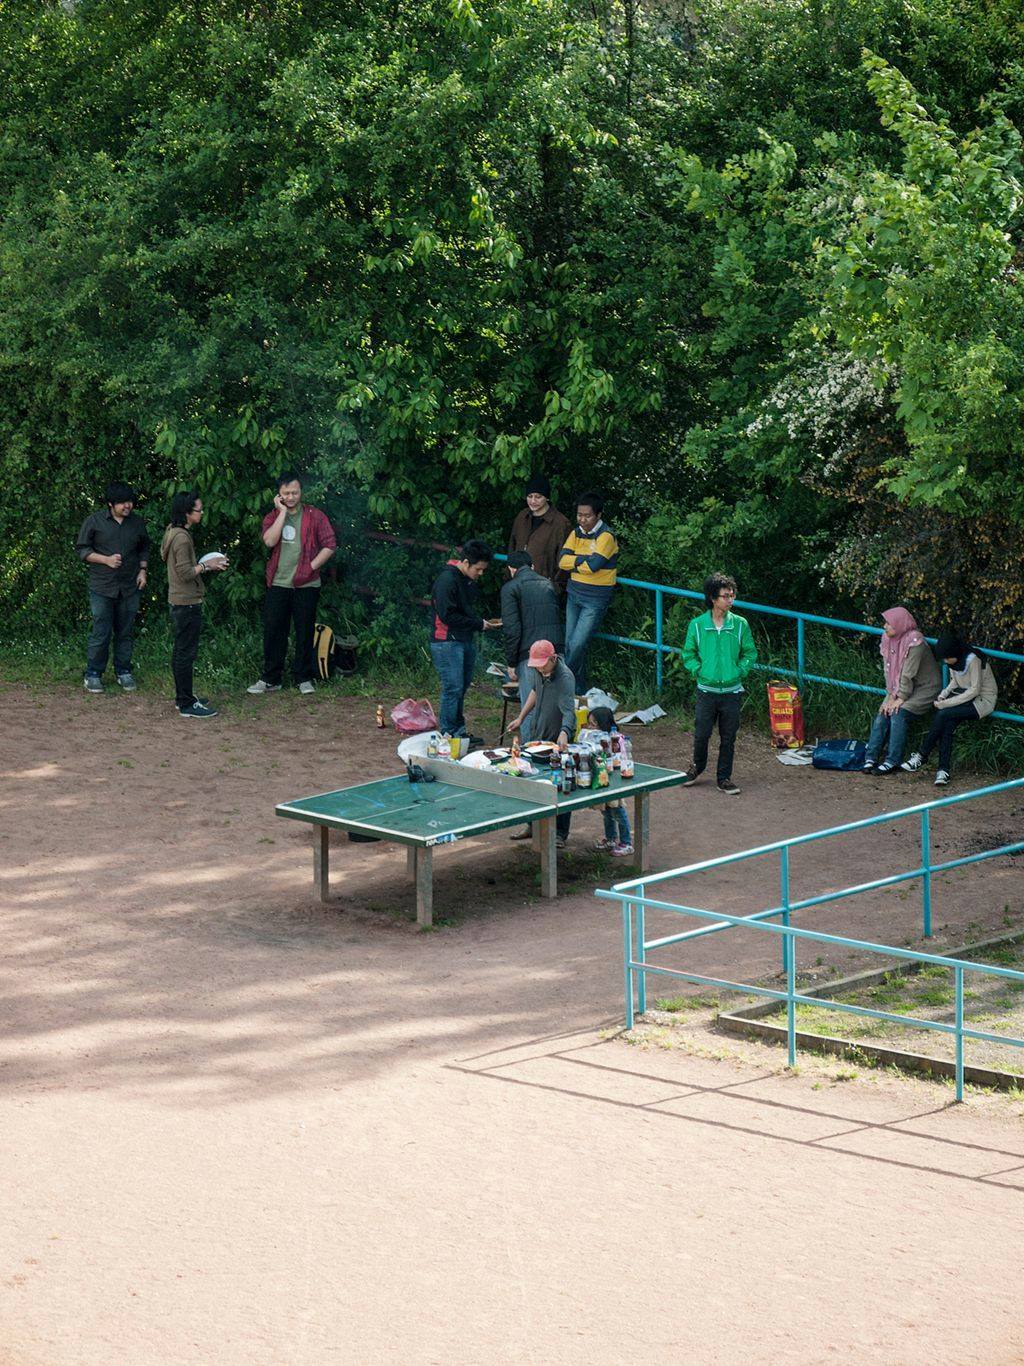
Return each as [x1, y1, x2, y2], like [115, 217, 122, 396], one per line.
[2, 678, 1024, 1366]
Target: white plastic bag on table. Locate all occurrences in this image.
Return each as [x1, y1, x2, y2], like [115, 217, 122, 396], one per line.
[397, 731, 441, 763]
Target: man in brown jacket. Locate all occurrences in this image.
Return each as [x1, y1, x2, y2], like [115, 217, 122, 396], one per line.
[160, 490, 228, 718]
[507, 474, 571, 592]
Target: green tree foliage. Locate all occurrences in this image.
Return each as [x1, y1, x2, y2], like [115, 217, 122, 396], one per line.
[2, 0, 1024, 660]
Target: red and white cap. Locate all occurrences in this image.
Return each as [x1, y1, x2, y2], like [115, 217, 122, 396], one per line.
[526, 639, 557, 668]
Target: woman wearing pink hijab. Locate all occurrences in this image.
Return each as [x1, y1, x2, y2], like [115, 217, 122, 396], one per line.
[863, 607, 941, 773]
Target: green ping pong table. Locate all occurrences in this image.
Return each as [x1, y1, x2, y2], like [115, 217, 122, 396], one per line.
[276, 755, 688, 927]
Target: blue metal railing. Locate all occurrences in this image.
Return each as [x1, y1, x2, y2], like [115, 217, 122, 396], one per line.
[596, 777, 1024, 1101]
[594, 573, 1024, 725]
[377, 536, 1024, 724]
[486, 551, 1024, 724]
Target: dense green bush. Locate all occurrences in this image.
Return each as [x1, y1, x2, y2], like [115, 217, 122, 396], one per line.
[2, 0, 1024, 685]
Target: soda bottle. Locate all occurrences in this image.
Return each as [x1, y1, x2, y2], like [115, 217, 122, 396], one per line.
[577, 747, 591, 786]
[561, 755, 574, 795]
[438, 733, 451, 760]
[550, 751, 562, 788]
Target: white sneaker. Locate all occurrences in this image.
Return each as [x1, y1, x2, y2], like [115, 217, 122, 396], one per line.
[298, 680, 316, 695]
[934, 770, 950, 786]
[900, 753, 923, 773]
[246, 680, 282, 695]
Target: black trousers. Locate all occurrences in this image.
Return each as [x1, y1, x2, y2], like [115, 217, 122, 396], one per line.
[691, 690, 742, 782]
[262, 585, 320, 686]
[918, 700, 980, 772]
[170, 604, 203, 709]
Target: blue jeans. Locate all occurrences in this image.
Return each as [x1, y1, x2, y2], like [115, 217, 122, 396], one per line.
[564, 594, 610, 695]
[865, 707, 911, 767]
[602, 803, 631, 845]
[430, 640, 476, 735]
[86, 590, 140, 677]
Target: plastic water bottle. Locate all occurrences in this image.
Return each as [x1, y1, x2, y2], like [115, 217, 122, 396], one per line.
[438, 733, 451, 760]
[620, 738, 635, 780]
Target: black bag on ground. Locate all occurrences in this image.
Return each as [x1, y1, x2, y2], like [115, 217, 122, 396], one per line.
[313, 624, 358, 680]
[811, 739, 867, 771]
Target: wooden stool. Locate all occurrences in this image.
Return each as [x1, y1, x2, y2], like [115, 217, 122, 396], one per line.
[497, 682, 519, 742]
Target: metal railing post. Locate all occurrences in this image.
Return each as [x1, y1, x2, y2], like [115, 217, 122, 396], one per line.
[921, 808, 933, 938]
[623, 902, 635, 1029]
[780, 846, 792, 976]
[780, 846, 797, 1066]
[655, 590, 664, 694]
[787, 919, 797, 1068]
[796, 618, 806, 690]
[955, 965, 964, 1102]
[636, 888, 647, 1015]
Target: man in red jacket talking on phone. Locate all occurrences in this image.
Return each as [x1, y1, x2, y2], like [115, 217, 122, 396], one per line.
[247, 474, 337, 697]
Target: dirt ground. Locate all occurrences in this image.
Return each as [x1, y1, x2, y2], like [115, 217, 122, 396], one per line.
[3, 678, 1024, 1366]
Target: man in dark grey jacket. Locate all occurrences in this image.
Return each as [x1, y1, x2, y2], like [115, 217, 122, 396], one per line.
[500, 551, 564, 741]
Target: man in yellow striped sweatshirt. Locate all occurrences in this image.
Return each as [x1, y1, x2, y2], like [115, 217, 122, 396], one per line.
[558, 492, 618, 694]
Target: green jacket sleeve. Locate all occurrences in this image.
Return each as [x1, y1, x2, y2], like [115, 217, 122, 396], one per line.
[738, 617, 758, 678]
[682, 617, 700, 676]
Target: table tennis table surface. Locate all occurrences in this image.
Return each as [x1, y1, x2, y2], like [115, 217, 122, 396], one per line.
[276, 762, 684, 847]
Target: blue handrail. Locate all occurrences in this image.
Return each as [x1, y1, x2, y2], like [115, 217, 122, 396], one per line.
[596, 776, 1024, 1102]
[488, 552, 1024, 724]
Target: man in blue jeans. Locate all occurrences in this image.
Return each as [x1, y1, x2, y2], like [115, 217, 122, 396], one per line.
[429, 540, 502, 740]
[75, 482, 150, 693]
[558, 492, 618, 695]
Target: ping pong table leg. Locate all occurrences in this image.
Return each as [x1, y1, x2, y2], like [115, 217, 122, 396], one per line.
[406, 845, 417, 880]
[414, 846, 434, 928]
[633, 793, 651, 872]
[314, 825, 330, 901]
[538, 816, 557, 897]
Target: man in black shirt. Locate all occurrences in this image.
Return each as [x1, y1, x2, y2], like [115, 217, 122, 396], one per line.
[75, 482, 150, 693]
[429, 539, 501, 739]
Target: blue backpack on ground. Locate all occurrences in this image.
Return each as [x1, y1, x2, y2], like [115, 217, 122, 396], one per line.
[812, 739, 866, 771]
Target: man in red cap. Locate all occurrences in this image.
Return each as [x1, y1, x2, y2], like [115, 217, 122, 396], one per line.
[507, 639, 577, 847]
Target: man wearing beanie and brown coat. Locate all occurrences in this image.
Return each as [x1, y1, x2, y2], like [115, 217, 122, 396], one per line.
[507, 474, 571, 592]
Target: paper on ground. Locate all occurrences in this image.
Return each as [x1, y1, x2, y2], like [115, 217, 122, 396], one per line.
[617, 704, 667, 725]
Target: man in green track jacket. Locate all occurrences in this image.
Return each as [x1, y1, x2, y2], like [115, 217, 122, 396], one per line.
[681, 572, 758, 795]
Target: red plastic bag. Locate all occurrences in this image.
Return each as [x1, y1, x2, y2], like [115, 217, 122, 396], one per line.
[390, 698, 439, 735]
[766, 680, 805, 748]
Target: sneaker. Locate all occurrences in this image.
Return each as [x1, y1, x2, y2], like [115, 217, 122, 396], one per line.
[900, 753, 924, 773]
[861, 760, 877, 773]
[115, 672, 137, 692]
[875, 761, 896, 775]
[555, 835, 569, 850]
[83, 674, 104, 693]
[593, 837, 616, 851]
[611, 842, 635, 858]
[509, 828, 533, 842]
[934, 769, 950, 786]
[717, 778, 741, 796]
[681, 767, 701, 786]
[246, 680, 282, 695]
[178, 702, 218, 718]
[298, 680, 316, 695]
